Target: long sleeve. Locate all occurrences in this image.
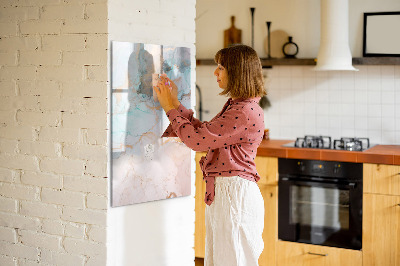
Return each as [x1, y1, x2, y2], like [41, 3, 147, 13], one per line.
[161, 103, 202, 137]
[165, 105, 249, 152]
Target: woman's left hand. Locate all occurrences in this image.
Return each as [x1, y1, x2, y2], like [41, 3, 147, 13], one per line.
[154, 78, 175, 113]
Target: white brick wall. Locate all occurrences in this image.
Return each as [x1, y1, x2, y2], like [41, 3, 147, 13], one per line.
[0, 0, 108, 265]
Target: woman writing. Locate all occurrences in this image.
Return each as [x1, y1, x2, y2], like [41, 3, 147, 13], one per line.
[154, 44, 266, 266]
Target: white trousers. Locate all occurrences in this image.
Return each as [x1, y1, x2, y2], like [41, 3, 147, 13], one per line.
[205, 176, 265, 266]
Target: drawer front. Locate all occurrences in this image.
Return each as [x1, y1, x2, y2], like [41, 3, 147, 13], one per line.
[364, 164, 400, 196]
[277, 241, 362, 266]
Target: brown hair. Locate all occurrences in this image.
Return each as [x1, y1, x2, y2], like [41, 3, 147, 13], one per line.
[214, 44, 266, 99]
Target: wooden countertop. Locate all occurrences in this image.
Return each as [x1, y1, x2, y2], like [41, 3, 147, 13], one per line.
[257, 139, 400, 165]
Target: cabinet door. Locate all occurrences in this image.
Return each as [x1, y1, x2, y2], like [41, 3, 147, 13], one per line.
[259, 185, 278, 266]
[255, 156, 278, 186]
[364, 164, 400, 196]
[277, 241, 362, 266]
[363, 193, 400, 266]
[195, 152, 207, 258]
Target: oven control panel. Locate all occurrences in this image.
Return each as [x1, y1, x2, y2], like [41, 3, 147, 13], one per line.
[281, 158, 362, 180]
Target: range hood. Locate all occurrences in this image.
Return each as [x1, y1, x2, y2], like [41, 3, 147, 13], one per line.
[314, 0, 358, 71]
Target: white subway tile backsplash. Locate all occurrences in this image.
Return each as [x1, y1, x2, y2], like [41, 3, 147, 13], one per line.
[196, 65, 400, 144]
[355, 117, 368, 130]
[367, 77, 381, 91]
[329, 103, 341, 116]
[280, 114, 292, 127]
[329, 116, 342, 130]
[316, 115, 330, 128]
[291, 67, 303, 78]
[315, 77, 329, 90]
[381, 78, 395, 91]
[341, 104, 355, 116]
[316, 89, 329, 103]
[354, 89, 368, 104]
[367, 91, 381, 105]
[381, 66, 395, 78]
[368, 117, 382, 131]
[342, 117, 355, 129]
[382, 117, 396, 131]
[382, 90, 395, 104]
[341, 71, 355, 81]
[355, 104, 368, 117]
[279, 78, 291, 89]
[304, 102, 316, 115]
[367, 66, 381, 77]
[316, 103, 330, 115]
[278, 67, 292, 78]
[291, 78, 304, 90]
[341, 89, 354, 104]
[382, 131, 396, 144]
[368, 130, 382, 144]
[396, 105, 400, 117]
[367, 104, 382, 118]
[382, 105, 395, 118]
[342, 128, 355, 137]
[303, 67, 316, 78]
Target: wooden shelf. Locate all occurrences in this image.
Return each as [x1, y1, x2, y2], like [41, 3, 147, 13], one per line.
[196, 57, 400, 67]
[352, 57, 400, 65]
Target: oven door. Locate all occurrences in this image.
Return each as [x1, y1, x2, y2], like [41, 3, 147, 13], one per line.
[278, 176, 362, 250]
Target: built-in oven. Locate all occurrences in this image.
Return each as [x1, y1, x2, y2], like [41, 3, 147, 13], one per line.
[278, 158, 363, 250]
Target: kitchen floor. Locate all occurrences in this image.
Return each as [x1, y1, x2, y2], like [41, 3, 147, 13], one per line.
[195, 257, 204, 265]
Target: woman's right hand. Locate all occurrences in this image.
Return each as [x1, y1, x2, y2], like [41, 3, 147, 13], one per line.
[160, 75, 180, 109]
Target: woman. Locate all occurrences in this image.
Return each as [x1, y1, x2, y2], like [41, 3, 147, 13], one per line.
[155, 44, 266, 266]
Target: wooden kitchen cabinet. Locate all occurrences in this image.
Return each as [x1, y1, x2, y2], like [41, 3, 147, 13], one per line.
[258, 184, 278, 266]
[364, 164, 400, 196]
[255, 156, 278, 186]
[363, 163, 400, 266]
[363, 193, 400, 266]
[276, 241, 362, 266]
[195, 152, 207, 258]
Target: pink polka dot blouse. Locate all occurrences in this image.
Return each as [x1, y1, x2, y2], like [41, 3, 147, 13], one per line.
[162, 97, 265, 205]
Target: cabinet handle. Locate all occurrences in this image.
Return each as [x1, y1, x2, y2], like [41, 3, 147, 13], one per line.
[307, 252, 328, 256]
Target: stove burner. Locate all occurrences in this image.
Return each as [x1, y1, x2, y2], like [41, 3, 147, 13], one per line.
[286, 136, 372, 151]
[333, 137, 370, 151]
[295, 135, 332, 149]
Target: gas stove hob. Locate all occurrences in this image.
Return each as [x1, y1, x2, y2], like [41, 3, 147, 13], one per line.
[283, 135, 374, 151]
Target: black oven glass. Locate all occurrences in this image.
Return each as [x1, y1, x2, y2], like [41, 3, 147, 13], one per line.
[291, 186, 350, 230]
[278, 158, 362, 250]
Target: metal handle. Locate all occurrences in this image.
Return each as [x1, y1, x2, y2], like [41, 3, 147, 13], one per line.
[307, 252, 328, 257]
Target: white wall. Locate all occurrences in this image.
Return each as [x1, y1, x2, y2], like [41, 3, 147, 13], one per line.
[196, 0, 400, 58]
[196, 0, 400, 145]
[0, 0, 108, 265]
[107, 1, 196, 266]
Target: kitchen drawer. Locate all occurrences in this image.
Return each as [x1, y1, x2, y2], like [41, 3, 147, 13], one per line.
[364, 164, 400, 196]
[276, 241, 362, 266]
[255, 156, 278, 186]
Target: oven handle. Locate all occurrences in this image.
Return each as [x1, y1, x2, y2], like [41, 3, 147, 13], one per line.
[280, 177, 357, 189]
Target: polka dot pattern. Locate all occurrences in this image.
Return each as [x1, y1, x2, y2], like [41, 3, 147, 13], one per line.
[162, 97, 265, 206]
